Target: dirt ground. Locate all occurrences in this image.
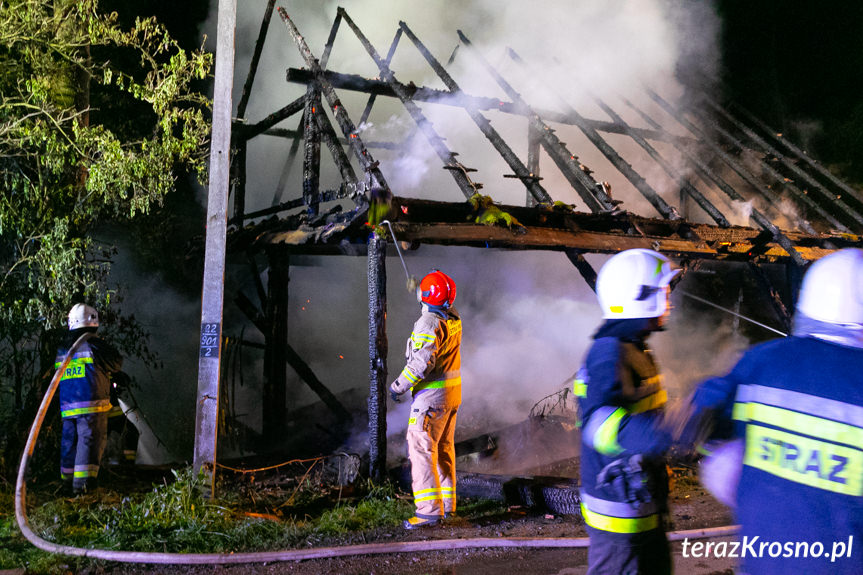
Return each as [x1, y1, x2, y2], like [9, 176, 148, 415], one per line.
[45, 478, 736, 575]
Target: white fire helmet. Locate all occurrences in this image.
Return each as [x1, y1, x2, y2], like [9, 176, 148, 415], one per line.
[68, 303, 99, 330]
[796, 248, 863, 326]
[595, 249, 680, 319]
[698, 439, 744, 509]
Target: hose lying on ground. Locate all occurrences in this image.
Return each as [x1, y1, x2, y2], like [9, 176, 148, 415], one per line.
[16, 335, 739, 565]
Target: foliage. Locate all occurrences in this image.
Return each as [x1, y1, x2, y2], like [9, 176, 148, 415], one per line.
[468, 193, 525, 231]
[0, 0, 212, 477]
[0, 469, 417, 571]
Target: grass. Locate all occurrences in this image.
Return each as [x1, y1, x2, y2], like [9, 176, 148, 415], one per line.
[0, 467, 417, 573]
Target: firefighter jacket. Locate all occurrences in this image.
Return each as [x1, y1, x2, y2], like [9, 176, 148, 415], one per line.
[576, 318, 672, 535]
[691, 335, 863, 575]
[391, 306, 462, 409]
[56, 330, 123, 419]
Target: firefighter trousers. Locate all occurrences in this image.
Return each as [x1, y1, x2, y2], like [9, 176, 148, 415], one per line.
[406, 403, 458, 518]
[60, 413, 108, 492]
[586, 525, 672, 575]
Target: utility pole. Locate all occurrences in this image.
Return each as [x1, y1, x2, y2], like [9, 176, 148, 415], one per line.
[193, 0, 236, 496]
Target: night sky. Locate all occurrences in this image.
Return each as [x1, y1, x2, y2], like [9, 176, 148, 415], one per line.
[717, 0, 863, 181]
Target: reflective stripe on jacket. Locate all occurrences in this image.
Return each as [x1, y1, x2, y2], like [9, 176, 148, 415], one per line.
[577, 321, 671, 534]
[392, 307, 462, 407]
[56, 335, 123, 419]
[692, 335, 863, 575]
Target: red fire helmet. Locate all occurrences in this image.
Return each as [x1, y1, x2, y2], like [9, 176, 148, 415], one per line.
[418, 270, 457, 308]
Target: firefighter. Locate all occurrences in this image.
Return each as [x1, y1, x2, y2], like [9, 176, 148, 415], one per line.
[390, 270, 462, 529]
[576, 248, 679, 575]
[684, 248, 863, 575]
[57, 304, 123, 495]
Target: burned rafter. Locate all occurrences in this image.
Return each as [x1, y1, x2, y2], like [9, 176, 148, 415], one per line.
[359, 28, 403, 127]
[581, 90, 730, 228]
[236, 0, 277, 120]
[645, 88, 848, 235]
[284, 68, 697, 148]
[698, 93, 863, 229]
[506, 48, 680, 222]
[278, 8, 390, 195]
[727, 101, 863, 212]
[457, 31, 614, 214]
[628, 92, 809, 266]
[336, 8, 481, 200]
[399, 21, 552, 205]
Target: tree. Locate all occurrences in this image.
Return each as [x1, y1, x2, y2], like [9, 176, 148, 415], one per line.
[0, 0, 212, 474]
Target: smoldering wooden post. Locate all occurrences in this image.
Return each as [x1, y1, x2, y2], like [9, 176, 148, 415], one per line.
[303, 89, 322, 217]
[263, 249, 289, 443]
[368, 234, 388, 482]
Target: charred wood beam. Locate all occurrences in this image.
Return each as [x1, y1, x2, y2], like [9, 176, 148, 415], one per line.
[526, 124, 541, 207]
[368, 235, 388, 481]
[313, 104, 360, 192]
[232, 140, 247, 222]
[631, 93, 809, 267]
[236, 96, 305, 142]
[643, 88, 848, 234]
[360, 28, 403, 128]
[586, 92, 730, 227]
[270, 115, 304, 206]
[278, 8, 390, 192]
[337, 8, 479, 200]
[727, 101, 863, 212]
[564, 249, 597, 292]
[259, 126, 400, 150]
[457, 31, 613, 213]
[375, 198, 856, 263]
[505, 49, 677, 221]
[399, 22, 552, 204]
[302, 89, 322, 216]
[285, 68, 695, 147]
[239, 186, 358, 223]
[236, 287, 353, 425]
[688, 103, 856, 231]
[236, 0, 276, 120]
[247, 250, 268, 309]
[699, 94, 863, 231]
[747, 262, 793, 333]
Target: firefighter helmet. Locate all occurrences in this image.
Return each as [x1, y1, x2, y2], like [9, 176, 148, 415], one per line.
[417, 270, 456, 308]
[796, 248, 863, 326]
[595, 249, 679, 319]
[68, 303, 99, 330]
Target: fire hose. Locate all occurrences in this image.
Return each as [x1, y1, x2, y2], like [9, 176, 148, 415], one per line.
[16, 336, 738, 565]
[381, 219, 418, 293]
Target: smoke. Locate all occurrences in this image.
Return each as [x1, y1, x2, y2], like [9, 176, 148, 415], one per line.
[178, 0, 738, 468]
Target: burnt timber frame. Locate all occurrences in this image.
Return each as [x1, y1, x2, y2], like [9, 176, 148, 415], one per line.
[223, 5, 863, 469]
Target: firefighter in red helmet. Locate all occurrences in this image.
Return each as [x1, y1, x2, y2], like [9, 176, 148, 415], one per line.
[391, 270, 463, 529]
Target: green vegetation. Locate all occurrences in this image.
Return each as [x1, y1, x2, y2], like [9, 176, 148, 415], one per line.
[0, 0, 212, 479]
[0, 468, 417, 573]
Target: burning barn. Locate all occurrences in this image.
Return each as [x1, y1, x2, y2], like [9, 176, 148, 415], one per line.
[195, 3, 863, 487]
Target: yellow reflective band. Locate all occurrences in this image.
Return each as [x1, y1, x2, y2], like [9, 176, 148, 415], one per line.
[744, 423, 863, 496]
[593, 407, 626, 456]
[400, 368, 421, 384]
[413, 377, 461, 391]
[411, 332, 435, 342]
[734, 402, 863, 449]
[61, 404, 113, 418]
[573, 379, 587, 397]
[408, 417, 417, 425]
[580, 502, 659, 533]
[414, 487, 440, 496]
[609, 306, 623, 314]
[56, 356, 94, 381]
[415, 494, 443, 503]
[628, 389, 668, 414]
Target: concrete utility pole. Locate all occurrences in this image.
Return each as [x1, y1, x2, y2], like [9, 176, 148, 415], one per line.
[193, 0, 237, 496]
